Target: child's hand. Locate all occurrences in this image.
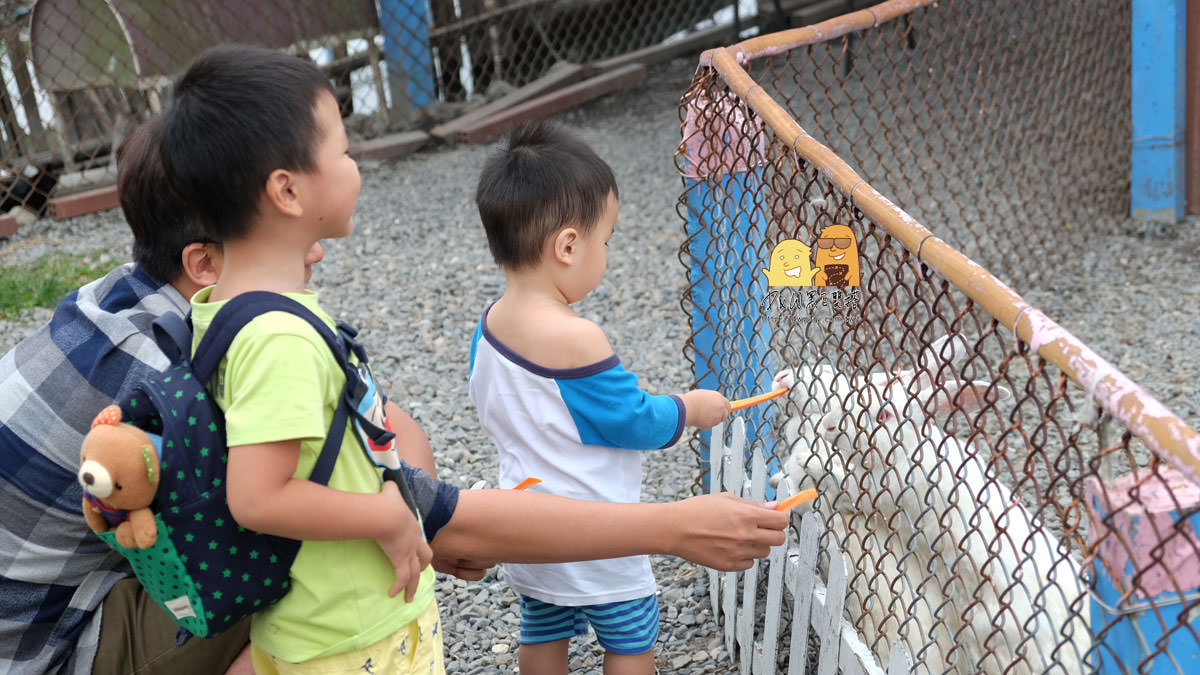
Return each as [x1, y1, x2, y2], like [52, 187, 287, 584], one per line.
[681, 389, 732, 429]
[377, 480, 433, 601]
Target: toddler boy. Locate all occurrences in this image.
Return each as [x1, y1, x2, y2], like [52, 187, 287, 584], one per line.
[470, 121, 731, 674]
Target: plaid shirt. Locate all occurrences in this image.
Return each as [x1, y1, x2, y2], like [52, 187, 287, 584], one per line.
[0, 264, 189, 675]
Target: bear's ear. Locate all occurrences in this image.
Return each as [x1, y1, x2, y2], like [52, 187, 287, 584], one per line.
[91, 405, 123, 429]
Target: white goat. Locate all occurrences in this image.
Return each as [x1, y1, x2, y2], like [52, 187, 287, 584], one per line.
[816, 365, 1090, 674]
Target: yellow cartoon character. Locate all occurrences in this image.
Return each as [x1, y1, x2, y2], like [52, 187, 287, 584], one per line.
[762, 239, 819, 287]
[813, 224, 859, 287]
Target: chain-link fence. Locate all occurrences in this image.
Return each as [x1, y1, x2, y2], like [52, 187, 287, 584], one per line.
[676, 1, 1200, 673]
[0, 0, 750, 227]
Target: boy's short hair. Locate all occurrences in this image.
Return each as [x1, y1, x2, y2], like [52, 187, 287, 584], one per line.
[158, 44, 334, 241]
[118, 118, 212, 284]
[476, 121, 618, 269]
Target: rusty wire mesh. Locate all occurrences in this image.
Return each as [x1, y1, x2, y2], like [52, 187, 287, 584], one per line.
[0, 0, 736, 228]
[676, 1, 1200, 674]
[745, 0, 1131, 294]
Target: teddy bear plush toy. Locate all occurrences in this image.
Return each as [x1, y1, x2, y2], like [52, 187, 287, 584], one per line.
[78, 405, 160, 549]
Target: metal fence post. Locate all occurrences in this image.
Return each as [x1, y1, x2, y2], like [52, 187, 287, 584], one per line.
[1087, 468, 1200, 674]
[379, 0, 435, 126]
[684, 167, 776, 491]
[1131, 0, 1186, 224]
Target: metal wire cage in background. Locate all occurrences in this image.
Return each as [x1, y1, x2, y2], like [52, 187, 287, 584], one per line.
[0, 0, 746, 230]
[677, 1, 1200, 673]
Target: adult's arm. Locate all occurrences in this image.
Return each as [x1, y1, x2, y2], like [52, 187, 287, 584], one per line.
[430, 491, 788, 572]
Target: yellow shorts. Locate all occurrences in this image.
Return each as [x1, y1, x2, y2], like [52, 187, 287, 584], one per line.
[251, 602, 444, 674]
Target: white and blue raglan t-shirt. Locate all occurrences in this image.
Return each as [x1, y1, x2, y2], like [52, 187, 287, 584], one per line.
[468, 310, 685, 606]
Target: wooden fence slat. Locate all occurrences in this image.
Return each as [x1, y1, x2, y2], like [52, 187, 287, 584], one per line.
[787, 511, 821, 675]
[817, 543, 849, 675]
[348, 130, 430, 162]
[723, 417, 747, 658]
[46, 184, 119, 219]
[454, 64, 646, 144]
[429, 63, 586, 141]
[755, 544, 788, 674]
[709, 417, 896, 674]
[738, 449, 769, 674]
[840, 645, 865, 675]
[887, 643, 910, 674]
[4, 28, 45, 154]
[754, 480, 793, 674]
[708, 420, 726, 628]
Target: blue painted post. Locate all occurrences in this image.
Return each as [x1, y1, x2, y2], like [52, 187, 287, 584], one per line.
[683, 166, 777, 493]
[1131, 0, 1186, 223]
[378, 0, 435, 125]
[1086, 468, 1200, 673]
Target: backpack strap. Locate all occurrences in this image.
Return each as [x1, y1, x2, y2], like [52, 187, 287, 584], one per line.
[191, 292, 349, 381]
[188, 291, 354, 486]
[152, 311, 193, 363]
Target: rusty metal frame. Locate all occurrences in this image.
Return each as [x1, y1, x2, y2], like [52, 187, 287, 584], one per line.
[696, 0, 1200, 481]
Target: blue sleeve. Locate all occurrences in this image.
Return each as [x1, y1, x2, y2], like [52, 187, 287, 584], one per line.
[394, 460, 460, 543]
[468, 321, 482, 377]
[556, 362, 685, 450]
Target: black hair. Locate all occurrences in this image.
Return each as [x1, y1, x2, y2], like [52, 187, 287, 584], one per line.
[118, 118, 213, 283]
[158, 44, 334, 241]
[475, 121, 618, 269]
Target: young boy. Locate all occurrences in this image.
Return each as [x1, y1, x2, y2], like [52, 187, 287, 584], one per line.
[158, 45, 440, 674]
[469, 121, 732, 674]
[156, 44, 786, 675]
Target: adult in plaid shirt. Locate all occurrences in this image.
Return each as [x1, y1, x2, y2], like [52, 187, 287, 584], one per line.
[0, 120, 246, 675]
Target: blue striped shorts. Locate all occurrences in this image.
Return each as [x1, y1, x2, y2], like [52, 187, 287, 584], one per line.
[519, 594, 660, 655]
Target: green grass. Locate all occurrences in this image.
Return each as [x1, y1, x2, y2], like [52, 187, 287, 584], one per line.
[0, 251, 113, 319]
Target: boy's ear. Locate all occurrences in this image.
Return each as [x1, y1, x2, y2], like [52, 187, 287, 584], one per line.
[552, 227, 579, 264]
[179, 242, 221, 289]
[264, 168, 303, 217]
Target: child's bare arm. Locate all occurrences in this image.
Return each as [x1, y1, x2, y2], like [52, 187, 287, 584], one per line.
[385, 400, 436, 477]
[430, 490, 787, 571]
[679, 389, 732, 429]
[226, 439, 432, 600]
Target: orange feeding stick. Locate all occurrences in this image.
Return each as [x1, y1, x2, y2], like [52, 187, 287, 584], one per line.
[775, 488, 818, 511]
[729, 387, 789, 411]
[513, 477, 542, 491]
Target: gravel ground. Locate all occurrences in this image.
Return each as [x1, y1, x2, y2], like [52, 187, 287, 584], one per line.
[2, 56, 1197, 673]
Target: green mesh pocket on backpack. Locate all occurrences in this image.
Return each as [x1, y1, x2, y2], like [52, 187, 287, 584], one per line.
[97, 514, 211, 637]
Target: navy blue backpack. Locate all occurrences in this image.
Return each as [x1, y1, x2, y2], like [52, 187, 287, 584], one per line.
[96, 291, 414, 639]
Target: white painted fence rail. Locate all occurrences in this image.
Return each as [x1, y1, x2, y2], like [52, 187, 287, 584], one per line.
[708, 416, 910, 675]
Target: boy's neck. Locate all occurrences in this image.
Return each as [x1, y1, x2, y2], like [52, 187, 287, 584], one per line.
[501, 266, 572, 309]
[207, 225, 313, 301]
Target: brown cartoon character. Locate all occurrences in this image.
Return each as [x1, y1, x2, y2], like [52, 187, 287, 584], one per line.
[78, 405, 160, 548]
[813, 224, 860, 287]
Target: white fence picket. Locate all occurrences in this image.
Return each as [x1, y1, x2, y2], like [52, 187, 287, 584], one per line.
[708, 416, 903, 675]
[817, 541, 847, 675]
[737, 447, 768, 674]
[753, 479, 792, 674]
[708, 421, 725, 627]
[722, 417, 746, 659]
[787, 512, 821, 675]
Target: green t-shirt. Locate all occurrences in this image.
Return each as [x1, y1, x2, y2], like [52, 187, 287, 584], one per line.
[189, 287, 435, 662]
